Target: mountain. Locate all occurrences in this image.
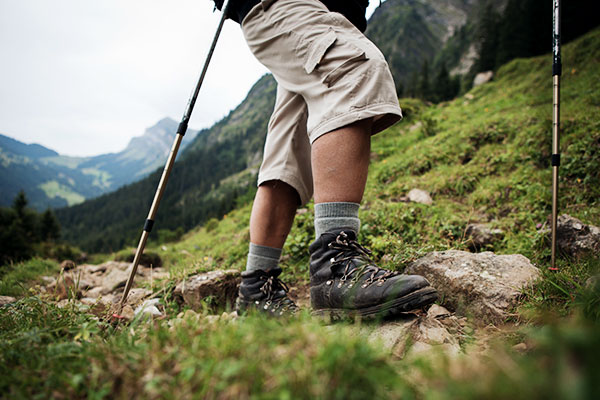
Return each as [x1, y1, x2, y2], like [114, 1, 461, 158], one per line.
[366, 0, 479, 94]
[0, 118, 199, 210]
[56, 75, 276, 252]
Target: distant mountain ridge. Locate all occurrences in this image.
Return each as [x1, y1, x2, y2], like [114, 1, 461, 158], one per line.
[0, 118, 199, 210]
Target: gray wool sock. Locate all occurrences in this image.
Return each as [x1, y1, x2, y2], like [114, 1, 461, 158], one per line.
[314, 202, 360, 238]
[245, 243, 282, 272]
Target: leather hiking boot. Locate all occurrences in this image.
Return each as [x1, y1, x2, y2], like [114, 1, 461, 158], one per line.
[235, 267, 299, 317]
[309, 229, 437, 319]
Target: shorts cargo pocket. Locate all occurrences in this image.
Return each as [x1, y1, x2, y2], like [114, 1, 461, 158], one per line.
[303, 29, 368, 87]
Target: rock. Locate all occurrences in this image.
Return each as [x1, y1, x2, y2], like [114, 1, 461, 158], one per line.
[84, 286, 105, 299]
[473, 71, 493, 86]
[99, 262, 136, 293]
[362, 311, 460, 359]
[125, 288, 152, 306]
[120, 305, 135, 320]
[585, 275, 600, 291]
[406, 250, 540, 325]
[60, 260, 76, 271]
[47, 275, 81, 300]
[465, 223, 504, 250]
[0, 296, 17, 306]
[512, 343, 527, 353]
[116, 251, 163, 268]
[173, 269, 240, 311]
[134, 298, 163, 318]
[554, 214, 600, 257]
[407, 188, 433, 205]
[86, 264, 108, 274]
[367, 315, 418, 352]
[427, 304, 452, 319]
[80, 297, 113, 318]
[406, 316, 461, 358]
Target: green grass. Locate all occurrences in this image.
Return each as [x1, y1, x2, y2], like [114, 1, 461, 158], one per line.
[0, 258, 60, 297]
[38, 180, 86, 206]
[1, 295, 599, 399]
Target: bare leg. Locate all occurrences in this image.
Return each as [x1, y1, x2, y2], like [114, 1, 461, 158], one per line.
[249, 118, 372, 247]
[312, 119, 372, 204]
[249, 180, 299, 249]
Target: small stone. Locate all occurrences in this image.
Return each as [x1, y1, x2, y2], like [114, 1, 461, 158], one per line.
[407, 188, 433, 205]
[134, 298, 162, 318]
[125, 288, 152, 306]
[0, 296, 17, 306]
[427, 304, 451, 319]
[465, 223, 504, 249]
[473, 71, 493, 86]
[120, 305, 135, 320]
[512, 343, 527, 352]
[60, 260, 76, 271]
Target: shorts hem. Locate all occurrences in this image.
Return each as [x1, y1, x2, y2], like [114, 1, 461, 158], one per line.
[308, 102, 402, 143]
[257, 171, 312, 206]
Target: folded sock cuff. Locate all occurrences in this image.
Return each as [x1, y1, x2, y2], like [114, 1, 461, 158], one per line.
[314, 202, 360, 238]
[246, 243, 282, 272]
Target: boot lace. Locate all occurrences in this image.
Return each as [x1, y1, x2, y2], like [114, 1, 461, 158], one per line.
[259, 274, 298, 314]
[328, 231, 398, 288]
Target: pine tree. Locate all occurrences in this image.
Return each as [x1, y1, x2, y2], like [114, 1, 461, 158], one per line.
[417, 59, 431, 101]
[40, 209, 61, 242]
[475, 2, 500, 72]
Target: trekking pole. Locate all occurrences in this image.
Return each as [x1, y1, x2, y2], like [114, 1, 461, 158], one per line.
[550, 0, 561, 271]
[117, 0, 232, 313]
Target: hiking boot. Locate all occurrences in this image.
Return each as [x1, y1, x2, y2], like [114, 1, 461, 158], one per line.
[235, 267, 299, 317]
[309, 229, 437, 319]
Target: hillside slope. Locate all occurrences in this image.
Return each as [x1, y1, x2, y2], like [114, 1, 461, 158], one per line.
[154, 27, 599, 278]
[0, 118, 199, 210]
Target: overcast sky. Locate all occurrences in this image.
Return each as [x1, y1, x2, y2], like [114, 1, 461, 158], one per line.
[0, 1, 381, 157]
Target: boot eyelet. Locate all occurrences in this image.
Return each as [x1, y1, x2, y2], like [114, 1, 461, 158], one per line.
[337, 282, 343, 288]
[330, 258, 336, 264]
[361, 283, 368, 288]
[377, 281, 384, 287]
[255, 301, 260, 305]
[348, 284, 353, 288]
[326, 280, 333, 286]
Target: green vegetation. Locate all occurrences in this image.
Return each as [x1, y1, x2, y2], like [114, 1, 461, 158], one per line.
[1, 21, 599, 400]
[39, 180, 86, 206]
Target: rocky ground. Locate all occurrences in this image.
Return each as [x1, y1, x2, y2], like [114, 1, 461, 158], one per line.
[4, 213, 595, 361]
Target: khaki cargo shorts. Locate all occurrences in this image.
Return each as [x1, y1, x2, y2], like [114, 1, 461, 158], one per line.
[242, 0, 402, 205]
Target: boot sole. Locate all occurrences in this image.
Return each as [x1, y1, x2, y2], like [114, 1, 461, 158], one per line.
[311, 286, 438, 320]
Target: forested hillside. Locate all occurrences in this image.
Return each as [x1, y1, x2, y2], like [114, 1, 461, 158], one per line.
[56, 75, 276, 252]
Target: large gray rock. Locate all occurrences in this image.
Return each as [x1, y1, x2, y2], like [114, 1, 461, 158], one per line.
[173, 269, 240, 311]
[406, 251, 540, 325]
[555, 214, 600, 257]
